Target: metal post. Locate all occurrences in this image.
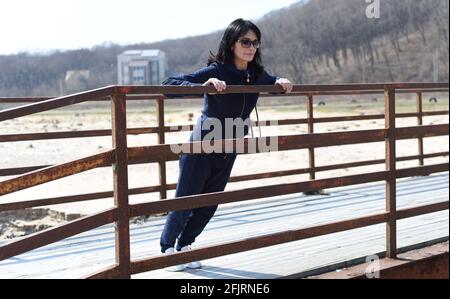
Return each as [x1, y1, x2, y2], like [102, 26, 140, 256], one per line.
[307, 94, 316, 180]
[384, 87, 397, 259]
[111, 91, 131, 278]
[156, 96, 167, 200]
[416, 92, 424, 166]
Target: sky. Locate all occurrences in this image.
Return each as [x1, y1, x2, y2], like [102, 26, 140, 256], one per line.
[0, 0, 300, 55]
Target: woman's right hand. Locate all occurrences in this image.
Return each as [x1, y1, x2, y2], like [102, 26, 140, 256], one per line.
[203, 78, 227, 93]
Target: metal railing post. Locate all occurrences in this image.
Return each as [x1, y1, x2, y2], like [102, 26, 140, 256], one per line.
[384, 87, 397, 258]
[111, 91, 131, 278]
[416, 92, 424, 166]
[156, 96, 167, 200]
[307, 94, 316, 180]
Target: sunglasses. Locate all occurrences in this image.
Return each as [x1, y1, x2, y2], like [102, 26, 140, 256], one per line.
[237, 38, 261, 49]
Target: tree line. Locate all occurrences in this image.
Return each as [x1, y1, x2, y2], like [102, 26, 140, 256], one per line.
[0, 0, 448, 97]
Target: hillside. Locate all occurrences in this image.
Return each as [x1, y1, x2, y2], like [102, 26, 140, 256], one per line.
[0, 0, 448, 97]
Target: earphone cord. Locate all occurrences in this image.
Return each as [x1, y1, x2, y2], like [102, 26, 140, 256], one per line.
[255, 104, 262, 138]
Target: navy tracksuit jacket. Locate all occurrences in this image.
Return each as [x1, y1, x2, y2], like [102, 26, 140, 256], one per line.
[160, 62, 278, 252]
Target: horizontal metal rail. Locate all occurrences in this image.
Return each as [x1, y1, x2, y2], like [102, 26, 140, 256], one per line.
[129, 163, 448, 218]
[0, 150, 113, 196]
[1, 110, 448, 144]
[0, 86, 115, 121]
[1, 87, 448, 104]
[127, 201, 447, 275]
[1, 83, 448, 121]
[1, 152, 448, 212]
[0, 208, 117, 261]
[0, 82, 447, 279]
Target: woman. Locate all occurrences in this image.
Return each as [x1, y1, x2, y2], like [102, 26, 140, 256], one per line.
[160, 18, 293, 271]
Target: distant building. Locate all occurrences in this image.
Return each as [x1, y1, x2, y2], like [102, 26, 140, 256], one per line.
[117, 49, 166, 85]
[64, 70, 90, 94]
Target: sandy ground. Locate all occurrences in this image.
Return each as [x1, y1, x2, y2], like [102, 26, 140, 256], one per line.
[0, 97, 448, 239]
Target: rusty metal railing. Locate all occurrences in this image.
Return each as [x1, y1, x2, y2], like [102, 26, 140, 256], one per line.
[0, 83, 448, 279]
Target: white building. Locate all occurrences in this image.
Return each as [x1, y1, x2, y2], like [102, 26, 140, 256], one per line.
[117, 49, 166, 85]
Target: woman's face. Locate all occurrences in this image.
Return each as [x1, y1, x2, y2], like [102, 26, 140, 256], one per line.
[232, 30, 259, 65]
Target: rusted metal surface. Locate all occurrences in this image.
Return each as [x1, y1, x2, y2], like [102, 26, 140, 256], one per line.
[130, 211, 390, 274]
[396, 124, 449, 139]
[129, 171, 390, 218]
[385, 88, 397, 259]
[0, 139, 446, 193]
[377, 244, 449, 279]
[0, 127, 161, 143]
[1, 149, 447, 181]
[0, 97, 54, 103]
[397, 151, 449, 162]
[156, 97, 168, 200]
[0, 82, 448, 278]
[84, 265, 121, 279]
[117, 82, 449, 95]
[2, 158, 447, 213]
[0, 116, 446, 144]
[307, 94, 315, 180]
[1, 111, 447, 144]
[1, 85, 447, 105]
[111, 93, 131, 279]
[127, 129, 388, 164]
[0, 86, 115, 121]
[314, 111, 448, 123]
[396, 163, 449, 178]
[0, 150, 113, 196]
[397, 201, 449, 219]
[129, 163, 448, 220]
[310, 242, 449, 279]
[0, 165, 50, 176]
[421, 110, 449, 116]
[0, 190, 115, 212]
[0, 130, 115, 142]
[0, 208, 117, 262]
[0, 185, 162, 212]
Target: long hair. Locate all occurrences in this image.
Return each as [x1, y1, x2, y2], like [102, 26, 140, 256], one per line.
[208, 18, 264, 76]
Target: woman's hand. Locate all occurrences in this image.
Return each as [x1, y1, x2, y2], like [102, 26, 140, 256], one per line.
[275, 78, 293, 93]
[203, 78, 227, 93]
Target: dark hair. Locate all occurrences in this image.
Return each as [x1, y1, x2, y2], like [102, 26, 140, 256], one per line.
[208, 18, 264, 75]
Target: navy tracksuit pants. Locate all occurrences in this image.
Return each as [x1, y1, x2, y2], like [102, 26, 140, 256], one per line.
[160, 134, 238, 252]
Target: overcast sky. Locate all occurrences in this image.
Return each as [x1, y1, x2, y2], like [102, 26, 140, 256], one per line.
[0, 0, 300, 55]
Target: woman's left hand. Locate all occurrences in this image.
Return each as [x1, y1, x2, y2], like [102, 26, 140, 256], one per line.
[275, 78, 293, 93]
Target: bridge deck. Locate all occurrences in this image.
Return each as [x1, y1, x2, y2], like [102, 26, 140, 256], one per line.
[0, 173, 448, 279]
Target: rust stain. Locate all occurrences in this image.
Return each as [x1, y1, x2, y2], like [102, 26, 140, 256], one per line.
[118, 87, 132, 94]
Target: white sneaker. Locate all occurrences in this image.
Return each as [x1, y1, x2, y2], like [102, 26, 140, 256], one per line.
[180, 245, 202, 269]
[163, 247, 186, 272]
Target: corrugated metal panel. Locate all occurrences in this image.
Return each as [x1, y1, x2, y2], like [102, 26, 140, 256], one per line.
[0, 173, 448, 278]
